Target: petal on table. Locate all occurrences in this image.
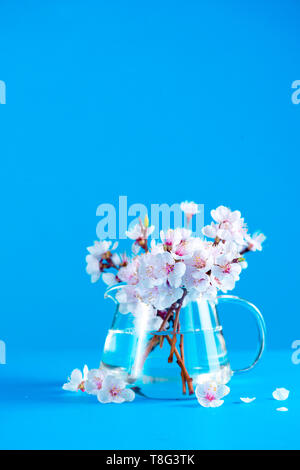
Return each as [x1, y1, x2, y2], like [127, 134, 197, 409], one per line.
[240, 397, 256, 403]
[272, 388, 289, 401]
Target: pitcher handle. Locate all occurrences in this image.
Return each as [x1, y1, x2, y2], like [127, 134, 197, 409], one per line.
[217, 295, 266, 374]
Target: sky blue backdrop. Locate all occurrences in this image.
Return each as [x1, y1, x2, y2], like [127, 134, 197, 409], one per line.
[0, 0, 299, 450]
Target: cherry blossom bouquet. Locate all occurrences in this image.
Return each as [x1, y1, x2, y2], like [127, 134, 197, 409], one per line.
[86, 203, 265, 311]
[84, 203, 266, 397]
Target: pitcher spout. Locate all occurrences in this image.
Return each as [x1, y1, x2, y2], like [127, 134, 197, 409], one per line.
[104, 284, 123, 304]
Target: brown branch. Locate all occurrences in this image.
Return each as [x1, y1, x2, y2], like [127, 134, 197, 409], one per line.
[165, 335, 194, 395]
[213, 236, 220, 246]
[138, 217, 149, 253]
[168, 289, 187, 363]
[141, 290, 192, 395]
[179, 333, 186, 394]
[141, 309, 174, 367]
[240, 246, 250, 255]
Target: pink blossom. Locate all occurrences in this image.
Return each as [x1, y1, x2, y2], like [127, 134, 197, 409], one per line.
[196, 381, 230, 408]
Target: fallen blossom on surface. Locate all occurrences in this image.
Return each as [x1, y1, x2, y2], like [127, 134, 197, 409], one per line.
[272, 388, 290, 401]
[97, 375, 135, 404]
[85, 369, 107, 395]
[195, 381, 230, 408]
[62, 365, 88, 392]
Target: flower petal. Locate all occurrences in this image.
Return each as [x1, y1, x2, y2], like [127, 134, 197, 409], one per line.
[70, 369, 83, 384]
[103, 375, 126, 391]
[240, 397, 256, 403]
[197, 397, 211, 407]
[62, 382, 78, 392]
[195, 384, 207, 399]
[215, 384, 230, 399]
[209, 399, 224, 408]
[202, 225, 217, 238]
[112, 395, 126, 404]
[272, 388, 290, 401]
[102, 272, 117, 286]
[97, 389, 112, 404]
[120, 388, 135, 402]
[83, 365, 89, 380]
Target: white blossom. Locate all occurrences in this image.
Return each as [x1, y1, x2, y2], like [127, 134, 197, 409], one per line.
[210, 242, 243, 292]
[86, 254, 101, 283]
[211, 262, 241, 292]
[245, 232, 266, 252]
[87, 240, 112, 258]
[139, 284, 184, 311]
[160, 228, 183, 251]
[97, 375, 135, 404]
[183, 267, 210, 295]
[86, 240, 119, 283]
[195, 381, 230, 408]
[62, 365, 88, 392]
[203, 205, 247, 246]
[126, 223, 154, 241]
[201, 283, 218, 303]
[118, 258, 139, 285]
[185, 242, 214, 271]
[115, 285, 141, 314]
[85, 369, 107, 395]
[180, 201, 199, 218]
[138, 252, 165, 288]
[138, 252, 186, 289]
[183, 243, 214, 296]
[160, 228, 197, 260]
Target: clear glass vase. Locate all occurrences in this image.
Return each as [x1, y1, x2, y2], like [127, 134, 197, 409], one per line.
[100, 285, 266, 399]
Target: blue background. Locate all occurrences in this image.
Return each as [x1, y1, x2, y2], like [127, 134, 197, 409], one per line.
[0, 0, 299, 450]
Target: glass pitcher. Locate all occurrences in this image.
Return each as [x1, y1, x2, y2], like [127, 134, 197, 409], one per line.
[100, 285, 266, 399]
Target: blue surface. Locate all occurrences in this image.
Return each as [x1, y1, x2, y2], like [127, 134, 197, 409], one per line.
[0, 0, 300, 449]
[0, 348, 298, 450]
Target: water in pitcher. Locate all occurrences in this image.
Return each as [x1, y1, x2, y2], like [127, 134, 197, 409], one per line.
[101, 286, 265, 398]
[101, 324, 232, 399]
